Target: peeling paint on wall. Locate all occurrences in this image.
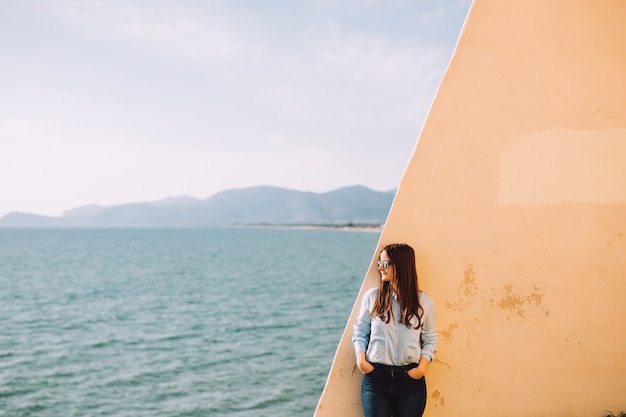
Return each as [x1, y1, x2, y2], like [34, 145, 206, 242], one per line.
[431, 390, 445, 408]
[439, 322, 460, 343]
[490, 283, 547, 320]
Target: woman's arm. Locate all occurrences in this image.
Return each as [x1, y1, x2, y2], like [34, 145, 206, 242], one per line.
[352, 289, 376, 374]
[419, 294, 438, 363]
[408, 293, 438, 380]
[356, 351, 374, 374]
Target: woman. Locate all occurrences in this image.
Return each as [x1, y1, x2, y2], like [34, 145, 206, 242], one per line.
[352, 243, 438, 417]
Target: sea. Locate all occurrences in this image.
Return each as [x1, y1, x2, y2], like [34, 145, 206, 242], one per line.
[0, 227, 380, 417]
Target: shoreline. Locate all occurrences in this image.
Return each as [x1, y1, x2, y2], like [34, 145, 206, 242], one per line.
[0, 223, 385, 232]
[239, 223, 384, 233]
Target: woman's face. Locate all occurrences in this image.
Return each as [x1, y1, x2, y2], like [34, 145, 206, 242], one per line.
[378, 250, 395, 282]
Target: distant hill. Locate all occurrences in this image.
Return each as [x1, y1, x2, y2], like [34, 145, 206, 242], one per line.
[0, 185, 396, 227]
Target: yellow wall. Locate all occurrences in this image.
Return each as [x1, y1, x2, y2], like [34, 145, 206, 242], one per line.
[315, 1, 626, 416]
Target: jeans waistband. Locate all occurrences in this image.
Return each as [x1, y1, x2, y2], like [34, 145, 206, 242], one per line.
[372, 362, 418, 372]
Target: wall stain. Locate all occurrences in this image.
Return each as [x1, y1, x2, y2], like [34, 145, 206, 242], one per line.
[431, 390, 445, 407]
[493, 283, 545, 319]
[445, 298, 470, 312]
[565, 331, 587, 355]
[446, 265, 548, 322]
[339, 365, 358, 377]
[433, 358, 452, 370]
[446, 267, 549, 342]
[462, 264, 479, 296]
[439, 322, 460, 343]
[445, 264, 480, 311]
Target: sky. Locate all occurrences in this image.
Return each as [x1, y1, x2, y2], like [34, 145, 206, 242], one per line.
[0, 0, 472, 218]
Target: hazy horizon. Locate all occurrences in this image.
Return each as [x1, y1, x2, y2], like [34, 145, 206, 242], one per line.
[1, 0, 472, 217]
[2, 183, 396, 218]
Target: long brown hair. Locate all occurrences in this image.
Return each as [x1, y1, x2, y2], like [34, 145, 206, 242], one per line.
[371, 243, 424, 329]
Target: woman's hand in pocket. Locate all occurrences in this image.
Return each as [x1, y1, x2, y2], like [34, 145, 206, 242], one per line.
[356, 352, 375, 374]
[406, 366, 425, 379]
[407, 358, 429, 379]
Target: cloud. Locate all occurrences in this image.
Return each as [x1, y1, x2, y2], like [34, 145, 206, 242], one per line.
[315, 29, 444, 87]
[31, 0, 246, 64]
[24, 0, 458, 137]
[251, 25, 447, 150]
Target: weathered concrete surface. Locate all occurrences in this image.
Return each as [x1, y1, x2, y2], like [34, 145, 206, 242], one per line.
[315, 1, 626, 416]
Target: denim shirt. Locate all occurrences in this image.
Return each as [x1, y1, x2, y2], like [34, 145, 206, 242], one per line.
[352, 287, 438, 365]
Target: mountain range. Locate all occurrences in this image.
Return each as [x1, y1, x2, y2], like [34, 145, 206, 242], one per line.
[0, 185, 396, 227]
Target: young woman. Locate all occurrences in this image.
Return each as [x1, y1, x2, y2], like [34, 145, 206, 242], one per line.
[352, 243, 438, 417]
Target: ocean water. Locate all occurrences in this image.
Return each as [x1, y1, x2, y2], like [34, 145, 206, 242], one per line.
[0, 227, 379, 417]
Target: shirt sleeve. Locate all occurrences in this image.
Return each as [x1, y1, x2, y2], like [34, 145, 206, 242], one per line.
[352, 288, 375, 354]
[419, 293, 438, 363]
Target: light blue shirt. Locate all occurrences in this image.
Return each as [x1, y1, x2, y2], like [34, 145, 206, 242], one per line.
[352, 287, 438, 365]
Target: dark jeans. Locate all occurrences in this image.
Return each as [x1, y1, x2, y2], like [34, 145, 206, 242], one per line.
[361, 363, 427, 417]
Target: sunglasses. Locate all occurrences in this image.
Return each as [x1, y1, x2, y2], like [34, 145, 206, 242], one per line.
[377, 260, 391, 270]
